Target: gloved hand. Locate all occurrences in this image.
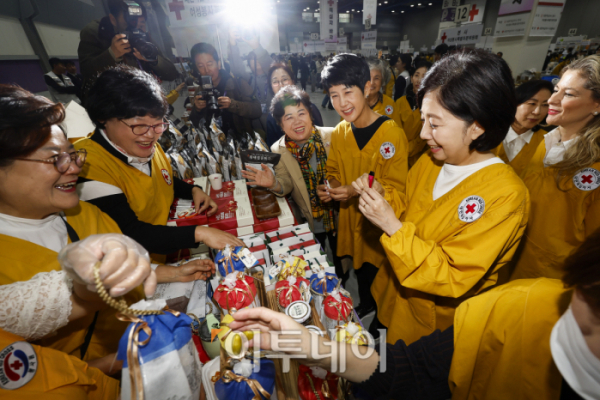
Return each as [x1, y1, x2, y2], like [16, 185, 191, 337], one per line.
[58, 234, 157, 298]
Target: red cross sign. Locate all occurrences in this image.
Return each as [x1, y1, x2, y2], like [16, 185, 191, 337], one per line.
[469, 4, 479, 21]
[10, 360, 23, 370]
[465, 203, 477, 214]
[441, 32, 448, 43]
[384, 147, 391, 154]
[582, 175, 593, 184]
[168, 0, 185, 21]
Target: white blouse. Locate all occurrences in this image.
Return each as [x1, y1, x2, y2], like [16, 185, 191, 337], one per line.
[544, 128, 576, 166]
[433, 157, 505, 201]
[503, 126, 534, 162]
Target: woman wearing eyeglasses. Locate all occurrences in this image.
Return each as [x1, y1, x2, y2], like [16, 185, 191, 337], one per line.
[75, 66, 244, 266]
[0, 84, 158, 394]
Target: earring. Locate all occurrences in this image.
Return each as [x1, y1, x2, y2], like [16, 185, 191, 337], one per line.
[594, 111, 599, 116]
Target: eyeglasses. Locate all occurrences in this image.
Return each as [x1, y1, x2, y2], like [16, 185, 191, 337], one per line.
[120, 119, 169, 136]
[272, 78, 292, 87]
[13, 149, 87, 173]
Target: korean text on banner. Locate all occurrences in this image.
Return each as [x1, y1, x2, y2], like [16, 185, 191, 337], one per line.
[494, 13, 531, 37]
[438, 24, 483, 45]
[363, 0, 377, 25]
[530, 1, 566, 37]
[361, 30, 377, 50]
[442, 0, 459, 8]
[320, 0, 338, 43]
[498, 0, 536, 16]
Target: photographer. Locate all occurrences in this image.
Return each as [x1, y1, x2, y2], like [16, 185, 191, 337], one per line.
[78, 0, 177, 96]
[228, 29, 273, 135]
[188, 42, 261, 135]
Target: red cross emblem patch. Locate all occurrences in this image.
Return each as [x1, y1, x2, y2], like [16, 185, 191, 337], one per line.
[385, 105, 394, 115]
[458, 195, 485, 223]
[379, 142, 395, 159]
[161, 168, 172, 186]
[0, 342, 37, 389]
[573, 168, 600, 191]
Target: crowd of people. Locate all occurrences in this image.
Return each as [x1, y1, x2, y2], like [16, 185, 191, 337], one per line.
[2, 0, 600, 398]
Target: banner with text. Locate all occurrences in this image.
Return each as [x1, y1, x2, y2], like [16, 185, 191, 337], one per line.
[363, 0, 377, 25]
[438, 24, 483, 45]
[321, 0, 339, 42]
[361, 30, 377, 49]
[530, 1, 566, 37]
[461, 0, 486, 25]
[494, 12, 531, 37]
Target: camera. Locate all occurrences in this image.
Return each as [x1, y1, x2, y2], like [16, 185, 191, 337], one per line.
[123, 1, 158, 62]
[197, 76, 220, 111]
[125, 29, 158, 62]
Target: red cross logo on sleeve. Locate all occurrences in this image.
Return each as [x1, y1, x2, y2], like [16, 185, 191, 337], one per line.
[10, 360, 23, 370]
[465, 203, 477, 214]
[169, 0, 185, 20]
[581, 175, 593, 184]
[469, 4, 479, 21]
[441, 32, 448, 43]
[384, 147, 391, 154]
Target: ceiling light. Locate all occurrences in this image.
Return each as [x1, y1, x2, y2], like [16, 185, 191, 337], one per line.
[418, 3, 421, 5]
[411, 4, 414, 7]
[351, 9, 354, 11]
[384, 1, 388, 3]
[401, 10, 404, 13]
[379, 3, 381, 5]
[429, 2, 432, 4]
[392, 10, 395, 12]
[346, 10, 349, 12]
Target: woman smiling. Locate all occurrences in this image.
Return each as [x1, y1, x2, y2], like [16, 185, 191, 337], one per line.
[353, 50, 529, 345]
[511, 56, 600, 280]
[493, 79, 553, 176]
[242, 86, 342, 276]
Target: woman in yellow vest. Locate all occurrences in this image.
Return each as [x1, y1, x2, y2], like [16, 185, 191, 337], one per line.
[354, 49, 529, 345]
[395, 61, 432, 167]
[75, 66, 244, 264]
[493, 79, 553, 176]
[228, 227, 600, 400]
[511, 56, 600, 280]
[366, 58, 403, 128]
[0, 85, 157, 398]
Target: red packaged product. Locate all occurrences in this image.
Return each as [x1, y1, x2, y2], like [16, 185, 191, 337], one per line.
[323, 292, 353, 323]
[298, 365, 339, 400]
[213, 273, 258, 313]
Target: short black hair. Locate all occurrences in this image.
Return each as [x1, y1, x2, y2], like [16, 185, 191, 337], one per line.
[418, 49, 517, 152]
[321, 53, 371, 93]
[389, 55, 399, 67]
[497, 52, 504, 56]
[414, 60, 433, 72]
[49, 58, 64, 68]
[270, 85, 313, 127]
[190, 42, 219, 63]
[515, 79, 554, 105]
[85, 65, 168, 129]
[64, 60, 76, 67]
[434, 43, 449, 56]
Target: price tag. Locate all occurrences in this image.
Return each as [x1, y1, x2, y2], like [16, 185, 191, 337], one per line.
[239, 248, 259, 268]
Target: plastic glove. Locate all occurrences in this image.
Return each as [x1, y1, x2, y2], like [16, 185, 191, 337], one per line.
[58, 233, 157, 298]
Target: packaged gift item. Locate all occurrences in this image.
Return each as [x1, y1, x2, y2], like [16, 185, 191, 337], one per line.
[240, 150, 281, 187]
[275, 276, 311, 311]
[298, 365, 339, 400]
[269, 255, 307, 282]
[213, 358, 276, 400]
[309, 271, 339, 297]
[215, 245, 250, 277]
[117, 299, 202, 400]
[213, 272, 259, 314]
[322, 290, 354, 334]
[285, 300, 313, 326]
[334, 321, 370, 346]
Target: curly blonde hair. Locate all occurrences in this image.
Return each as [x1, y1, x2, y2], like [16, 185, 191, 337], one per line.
[554, 56, 600, 185]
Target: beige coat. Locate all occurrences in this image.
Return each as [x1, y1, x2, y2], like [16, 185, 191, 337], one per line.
[270, 127, 334, 231]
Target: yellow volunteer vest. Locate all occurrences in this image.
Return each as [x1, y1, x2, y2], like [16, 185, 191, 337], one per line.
[0, 201, 143, 360]
[385, 73, 395, 98]
[0, 328, 119, 399]
[373, 154, 530, 345]
[75, 135, 175, 262]
[372, 94, 402, 130]
[326, 119, 408, 270]
[510, 138, 600, 280]
[492, 129, 546, 177]
[395, 96, 425, 167]
[449, 278, 570, 400]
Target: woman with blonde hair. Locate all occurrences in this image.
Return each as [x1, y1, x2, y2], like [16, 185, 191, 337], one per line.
[511, 55, 600, 280]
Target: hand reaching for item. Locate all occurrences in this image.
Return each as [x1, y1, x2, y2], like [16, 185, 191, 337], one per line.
[328, 185, 357, 202]
[155, 258, 216, 283]
[192, 187, 218, 216]
[195, 226, 245, 249]
[242, 164, 275, 188]
[58, 233, 157, 298]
